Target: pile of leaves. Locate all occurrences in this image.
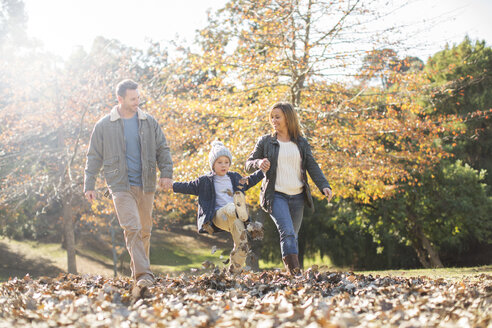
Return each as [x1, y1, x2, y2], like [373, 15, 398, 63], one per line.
[1, 267, 491, 327]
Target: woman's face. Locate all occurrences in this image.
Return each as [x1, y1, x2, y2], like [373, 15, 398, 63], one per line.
[270, 107, 288, 134]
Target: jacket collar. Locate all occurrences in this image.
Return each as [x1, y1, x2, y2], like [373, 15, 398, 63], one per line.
[270, 132, 297, 144]
[110, 105, 148, 122]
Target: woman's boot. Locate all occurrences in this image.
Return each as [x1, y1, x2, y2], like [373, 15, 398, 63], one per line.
[282, 254, 301, 276]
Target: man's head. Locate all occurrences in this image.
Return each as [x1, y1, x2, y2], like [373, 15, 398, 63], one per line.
[209, 140, 232, 175]
[116, 79, 139, 112]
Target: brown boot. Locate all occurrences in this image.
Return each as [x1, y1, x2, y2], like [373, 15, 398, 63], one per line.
[282, 254, 301, 276]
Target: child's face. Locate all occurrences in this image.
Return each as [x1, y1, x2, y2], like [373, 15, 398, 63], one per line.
[213, 156, 231, 176]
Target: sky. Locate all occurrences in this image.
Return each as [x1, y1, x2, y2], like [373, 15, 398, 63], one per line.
[23, 0, 492, 61]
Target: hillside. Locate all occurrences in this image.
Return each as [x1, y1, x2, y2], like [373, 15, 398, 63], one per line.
[0, 224, 235, 281]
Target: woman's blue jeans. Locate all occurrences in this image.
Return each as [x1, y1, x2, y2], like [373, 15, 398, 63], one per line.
[270, 191, 305, 257]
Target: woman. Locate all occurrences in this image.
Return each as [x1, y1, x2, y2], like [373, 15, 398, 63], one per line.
[245, 102, 333, 275]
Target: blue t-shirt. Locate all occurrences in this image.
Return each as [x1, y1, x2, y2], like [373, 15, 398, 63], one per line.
[123, 114, 142, 186]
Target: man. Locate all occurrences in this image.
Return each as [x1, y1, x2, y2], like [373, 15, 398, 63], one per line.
[84, 79, 173, 287]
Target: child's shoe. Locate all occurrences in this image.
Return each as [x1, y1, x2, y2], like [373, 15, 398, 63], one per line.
[234, 191, 248, 222]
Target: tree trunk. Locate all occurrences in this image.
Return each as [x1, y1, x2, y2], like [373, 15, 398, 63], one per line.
[415, 225, 443, 268]
[409, 218, 443, 268]
[57, 126, 77, 274]
[62, 193, 77, 274]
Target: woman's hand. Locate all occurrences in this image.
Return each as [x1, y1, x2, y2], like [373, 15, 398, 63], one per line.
[323, 188, 333, 202]
[259, 158, 270, 172]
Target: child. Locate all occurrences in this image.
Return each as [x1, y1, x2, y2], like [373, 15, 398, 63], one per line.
[172, 141, 264, 274]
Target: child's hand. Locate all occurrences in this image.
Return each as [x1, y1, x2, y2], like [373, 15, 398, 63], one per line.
[323, 188, 333, 202]
[259, 158, 270, 172]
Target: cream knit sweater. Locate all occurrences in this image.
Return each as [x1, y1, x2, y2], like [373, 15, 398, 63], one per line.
[274, 140, 304, 195]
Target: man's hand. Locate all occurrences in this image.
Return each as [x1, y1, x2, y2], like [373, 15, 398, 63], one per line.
[159, 178, 173, 191]
[85, 190, 97, 203]
[323, 188, 333, 202]
[259, 158, 270, 172]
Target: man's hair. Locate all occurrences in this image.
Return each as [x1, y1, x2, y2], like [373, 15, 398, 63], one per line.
[269, 102, 303, 139]
[116, 79, 138, 98]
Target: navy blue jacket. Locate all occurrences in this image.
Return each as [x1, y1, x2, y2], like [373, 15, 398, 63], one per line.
[173, 170, 264, 234]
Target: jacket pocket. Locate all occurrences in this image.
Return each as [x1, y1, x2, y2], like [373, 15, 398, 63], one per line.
[103, 156, 119, 180]
[146, 159, 157, 187]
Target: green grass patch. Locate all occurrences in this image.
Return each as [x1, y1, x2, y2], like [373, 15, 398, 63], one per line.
[149, 239, 231, 273]
[304, 252, 333, 268]
[4, 238, 66, 257]
[355, 265, 492, 282]
[260, 252, 333, 270]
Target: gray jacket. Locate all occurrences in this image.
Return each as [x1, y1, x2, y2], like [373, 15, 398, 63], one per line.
[245, 134, 330, 213]
[84, 106, 173, 193]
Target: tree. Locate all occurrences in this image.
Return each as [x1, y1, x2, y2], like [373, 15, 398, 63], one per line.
[149, 0, 455, 205]
[0, 0, 27, 46]
[359, 48, 424, 89]
[425, 37, 492, 187]
[0, 36, 144, 273]
[140, 1, 469, 270]
[365, 161, 492, 268]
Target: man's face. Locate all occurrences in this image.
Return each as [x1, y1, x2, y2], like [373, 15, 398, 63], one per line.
[118, 89, 140, 112]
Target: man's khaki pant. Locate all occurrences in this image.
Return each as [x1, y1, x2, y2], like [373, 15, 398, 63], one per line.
[112, 186, 154, 280]
[213, 203, 248, 273]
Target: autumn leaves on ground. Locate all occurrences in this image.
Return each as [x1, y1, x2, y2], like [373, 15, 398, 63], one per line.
[1, 265, 491, 327]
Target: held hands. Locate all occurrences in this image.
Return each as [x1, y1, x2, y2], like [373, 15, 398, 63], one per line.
[259, 158, 270, 172]
[323, 188, 333, 202]
[159, 178, 173, 191]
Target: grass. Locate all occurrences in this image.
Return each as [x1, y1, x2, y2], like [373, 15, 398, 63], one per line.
[3, 238, 66, 259]
[1, 234, 491, 282]
[150, 246, 229, 273]
[355, 265, 492, 282]
[259, 252, 333, 271]
[0, 238, 65, 281]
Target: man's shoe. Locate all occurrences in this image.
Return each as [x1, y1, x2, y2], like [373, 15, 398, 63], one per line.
[136, 275, 154, 288]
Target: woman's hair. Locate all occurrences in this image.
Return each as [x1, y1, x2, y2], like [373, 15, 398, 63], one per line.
[269, 102, 303, 139]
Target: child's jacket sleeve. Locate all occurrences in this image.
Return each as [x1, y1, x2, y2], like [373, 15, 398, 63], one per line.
[242, 170, 264, 191]
[173, 178, 201, 195]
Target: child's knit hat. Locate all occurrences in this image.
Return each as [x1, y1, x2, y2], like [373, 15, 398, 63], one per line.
[209, 140, 232, 171]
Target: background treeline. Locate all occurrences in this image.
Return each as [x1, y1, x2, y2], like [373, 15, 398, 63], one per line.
[1, 0, 491, 272]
